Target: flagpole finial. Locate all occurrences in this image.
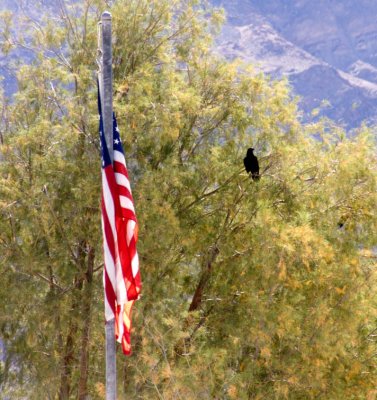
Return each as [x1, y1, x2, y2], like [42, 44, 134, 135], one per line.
[102, 11, 112, 20]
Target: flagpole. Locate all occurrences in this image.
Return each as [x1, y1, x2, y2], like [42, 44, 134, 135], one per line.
[99, 11, 116, 400]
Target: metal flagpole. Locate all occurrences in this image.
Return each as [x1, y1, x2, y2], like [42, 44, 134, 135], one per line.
[99, 11, 116, 400]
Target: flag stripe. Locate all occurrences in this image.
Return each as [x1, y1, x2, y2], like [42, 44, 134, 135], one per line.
[131, 253, 140, 277]
[114, 161, 130, 181]
[102, 170, 118, 239]
[114, 151, 129, 175]
[118, 185, 134, 203]
[115, 172, 133, 195]
[104, 269, 117, 319]
[120, 196, 135, 213]
[101, 205, 116, 281]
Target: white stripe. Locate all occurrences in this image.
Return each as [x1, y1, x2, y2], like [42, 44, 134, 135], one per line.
[126, 220, 136, 246]
[102, 210, 117, 321]
[131, 253, 139, 277]
[104, 287, 115, 321]
[102, 170, 117, 238]
[120, 195, 135, 212]
[114, 150, 127, 167]
[103, 230, 116, 290]
[115, 172, 132, 194]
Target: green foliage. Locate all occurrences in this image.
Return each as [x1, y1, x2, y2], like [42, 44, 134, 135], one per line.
[1, 0, 377, 399]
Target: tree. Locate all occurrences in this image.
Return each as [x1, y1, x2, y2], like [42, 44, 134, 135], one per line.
[1, 0, 377, 399]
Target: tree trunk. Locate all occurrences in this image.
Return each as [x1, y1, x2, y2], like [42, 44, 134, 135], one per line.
[77, 247, 95, 400]
[188, 245, 219, 312]
[175, 245, 220, 356]
[59, 242, 87, 399]
[59, 319, 77, 400]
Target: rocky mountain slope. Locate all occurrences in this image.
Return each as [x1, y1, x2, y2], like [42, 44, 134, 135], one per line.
[1, 0, 377, 128]
[213, 0, 377, 128]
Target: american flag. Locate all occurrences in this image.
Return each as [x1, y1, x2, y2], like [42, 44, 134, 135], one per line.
[99, 99, 141, 355]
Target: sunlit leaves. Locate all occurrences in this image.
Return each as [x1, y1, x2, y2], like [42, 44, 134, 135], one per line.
[1, 0, 377, 399]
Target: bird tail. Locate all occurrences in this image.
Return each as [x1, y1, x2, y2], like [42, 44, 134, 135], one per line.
[252, 173, 260, 181]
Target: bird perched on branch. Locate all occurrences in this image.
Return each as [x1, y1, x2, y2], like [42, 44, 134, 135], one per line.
[244, 147, 260, 181]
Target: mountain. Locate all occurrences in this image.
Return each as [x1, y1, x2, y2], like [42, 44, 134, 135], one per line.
[213, 0, 377, 128]
[1, 0, 377, 128]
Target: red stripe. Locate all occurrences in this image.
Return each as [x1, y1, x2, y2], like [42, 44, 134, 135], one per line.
[104, 165, 122, 216]
[114, 160, 129, 179]
[134, 272, 141, 290]
[128, 236, 137, 263]
[116, 219, 134, 286]
[128, 234, 137, 254]
[115, 305, 120, 340]
[101, 215, 120, 312]
[118, 185, 134, 204]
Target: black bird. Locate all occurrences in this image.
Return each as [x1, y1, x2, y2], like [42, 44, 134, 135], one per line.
[244, 147, 260, 181]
